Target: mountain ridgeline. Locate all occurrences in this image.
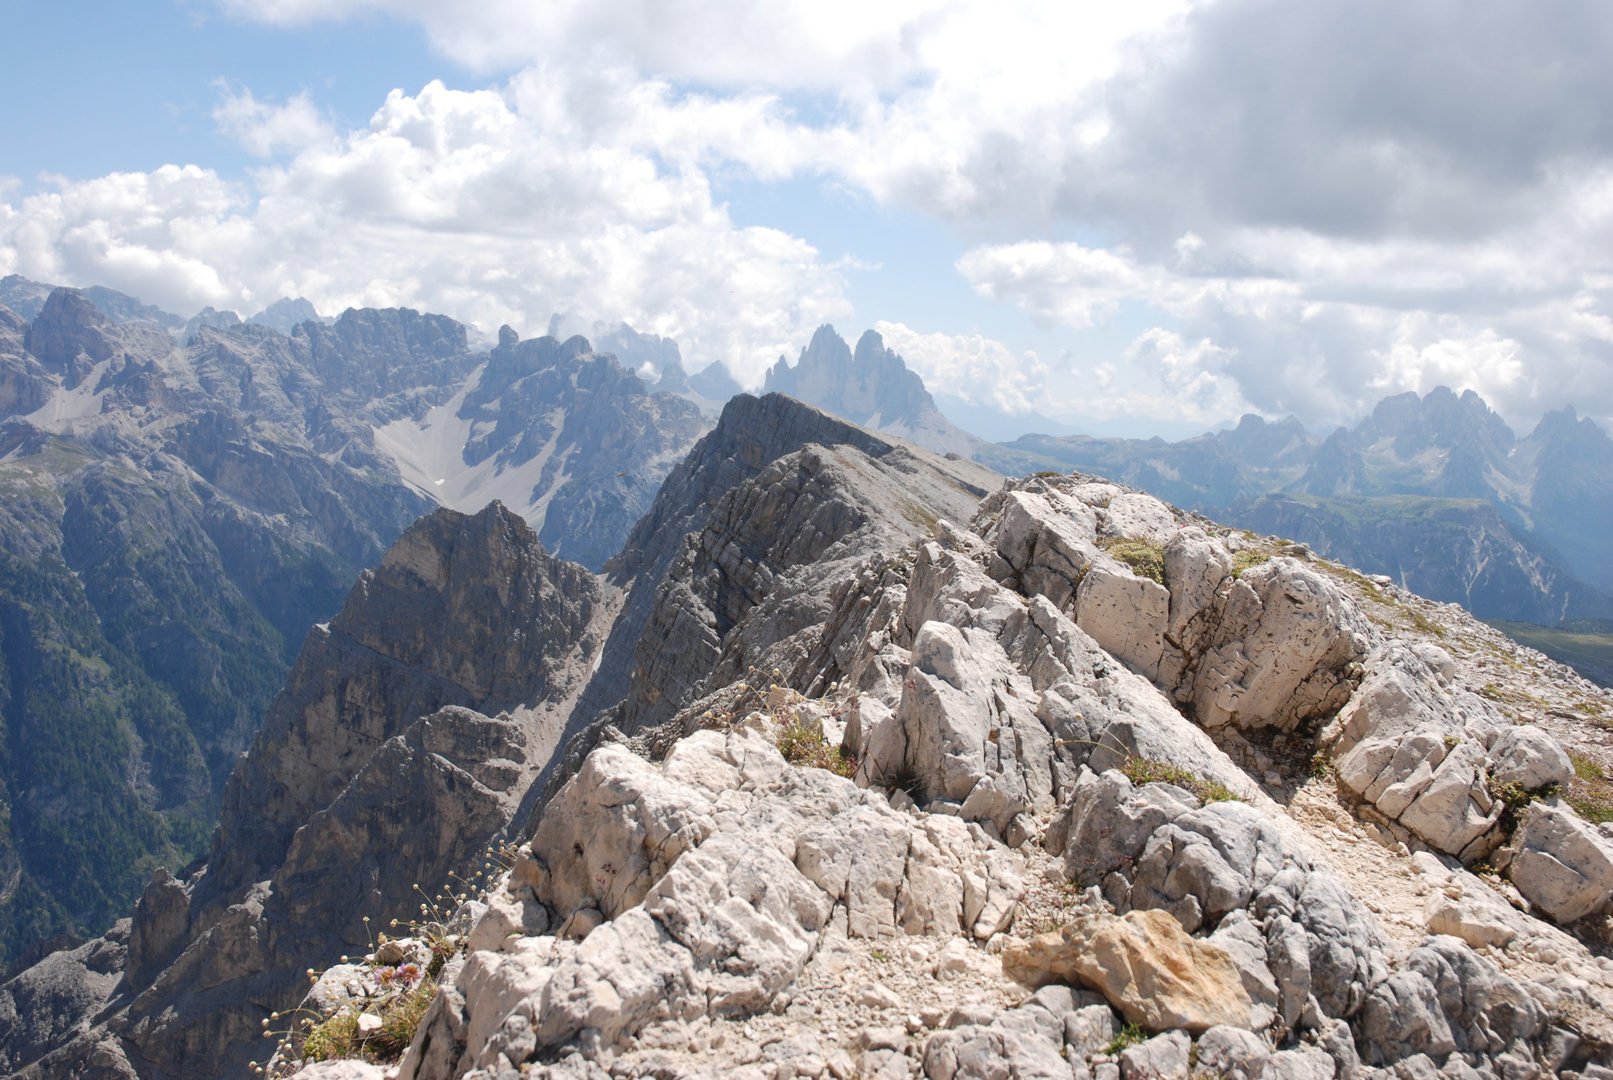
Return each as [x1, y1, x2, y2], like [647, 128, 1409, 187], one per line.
[0, 271, 1608, 992]
[982, 388, 1613, 627]
[3, 382, 1612, 1080]
[0, 279, 710, 974]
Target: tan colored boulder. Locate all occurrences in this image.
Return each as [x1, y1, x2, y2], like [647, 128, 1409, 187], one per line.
[1001, 909, 1256, 1033]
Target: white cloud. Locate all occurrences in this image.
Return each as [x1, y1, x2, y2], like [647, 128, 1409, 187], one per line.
[0, 78, 849, 385]
[212, 84, 335, 158]
[872, 321, 1051, 415]
[11, 0, 1613, 435]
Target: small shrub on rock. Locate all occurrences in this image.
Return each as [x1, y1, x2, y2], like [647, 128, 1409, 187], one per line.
[776, 720, 857, 777]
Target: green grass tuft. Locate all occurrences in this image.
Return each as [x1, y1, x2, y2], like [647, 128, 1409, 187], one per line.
[777, 720, 857, 778]
[1122, 756, 1241, 803]
[1106, 1021, 1147, 1055]
[1101, 537, 1166, 585]
[1231, 549, 1272, 578]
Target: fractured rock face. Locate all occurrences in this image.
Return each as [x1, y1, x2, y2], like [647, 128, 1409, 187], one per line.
[972, 474, 1373, 735]
[406, 727, 1033, 1076]
[1506, 799, 1613, 924]
[1185, 557, 1372, 732]
[1320, 642, 1581, 859]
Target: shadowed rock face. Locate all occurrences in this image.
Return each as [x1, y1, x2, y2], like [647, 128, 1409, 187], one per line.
[0, 502, 618, 1080]
[569, 392, 996, 744]
[199, 502, 616, 909]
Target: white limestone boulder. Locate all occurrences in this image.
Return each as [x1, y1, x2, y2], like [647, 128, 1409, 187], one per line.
[1189, 557, 1372, 732]
[1075, 565, 1169, 681]
[1507, 799, 1613, 924]
[1486, 725, 1574, 793]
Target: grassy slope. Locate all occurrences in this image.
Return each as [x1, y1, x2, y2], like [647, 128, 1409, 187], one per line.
[1486, 620, 1613, 688]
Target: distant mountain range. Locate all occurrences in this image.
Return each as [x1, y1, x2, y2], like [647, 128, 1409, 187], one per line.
[0, 277, 709, 972]
[980, 390, 1613, 624]
[762, 325, 983, 457]
[0, 271, 1608, 975]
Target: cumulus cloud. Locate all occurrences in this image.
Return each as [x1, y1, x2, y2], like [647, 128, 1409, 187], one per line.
[212, 84, 335, 158]
[872, 321, 1052, 416]
[0, 77, 849, 384]
[8, 0, 1613, 433]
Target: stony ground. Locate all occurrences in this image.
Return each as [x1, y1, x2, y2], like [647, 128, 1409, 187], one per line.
[291, 498, 1613, 1080]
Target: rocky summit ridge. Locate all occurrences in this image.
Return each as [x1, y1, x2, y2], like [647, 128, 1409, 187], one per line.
[5, 391, 1613, 1080]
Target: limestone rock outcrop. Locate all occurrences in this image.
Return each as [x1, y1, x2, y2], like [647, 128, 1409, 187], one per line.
[1321, 642, 1573, 861]
[397, 728, 1029, 1077]
[1504, 800, 1613, 924]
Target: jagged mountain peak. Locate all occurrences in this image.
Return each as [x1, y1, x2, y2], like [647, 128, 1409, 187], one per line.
[763, 322, 982, 457]
[247, 296, 329, 335]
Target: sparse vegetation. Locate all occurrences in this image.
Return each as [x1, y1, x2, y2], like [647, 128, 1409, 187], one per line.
[777, 720, 858, 778]
[1101, 536, 1166, 585]
[1231, 549, 1272, 578]
[1106, 1021, 1146, 1055]
[1567, 788, 1613, 825]
[300, 1008, 360, 1063]
[1492, 778, 1559, 834]
[1309, 749, 1333, 780]
[1409, 610, 1447, 639]
[1122, 756, 1240, 803]
[1565, 752, 1613, 824]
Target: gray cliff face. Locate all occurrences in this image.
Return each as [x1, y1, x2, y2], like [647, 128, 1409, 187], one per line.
[200, 502, 616, 908]
[0, 502, 615, 1080]
[0, 282, 718, 973]
[764, 325, 982, 457]
[451, 331, 711, 571]
[618, 429, 995, 732]
[573, 392, 990, 733]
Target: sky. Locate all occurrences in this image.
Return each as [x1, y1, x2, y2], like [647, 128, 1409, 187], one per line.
[2, 1, 1612, 441]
